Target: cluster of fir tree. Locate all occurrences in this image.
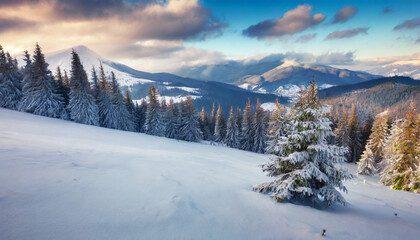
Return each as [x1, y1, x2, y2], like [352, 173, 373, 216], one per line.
[142, 84, 269, 149]
[198, 98, 268, 153]
[0, 43, 141, 132]
[357, 107, 419, 193]
[254, 78, 353, 208]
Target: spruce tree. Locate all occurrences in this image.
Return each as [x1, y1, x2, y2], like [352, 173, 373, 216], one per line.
[253, 78, 352, 207]
[334, 105, 351, 160]
[357, 111, 390, 175]
[136, 99, 147, 132]
[67, 49, 99, 125]
[96, 64, 114, 128]
[266, 99, 288, 156]
[214, 105, 226, 143]
[225, 106, 240, 148]
[209, 103, 216, 137]
[348, 104, 362, 162]
[178, 94, 202, 142]
[361, 114, 374, 150]
[54, 66, 69, 106]
[252, 98, 266, 153]
[0, 45, 21, 109]
[241, 98, 253, 151]
[200, 107, 212, 140]
[381, 109, 419, 192]
[165, 99, 178, 139]
[145, 85, 162, 136]
[236, 107, 242, 137]
[125, 89, 139, 131]
[109, 72, 136, 131]
[19, 44, 67, 119]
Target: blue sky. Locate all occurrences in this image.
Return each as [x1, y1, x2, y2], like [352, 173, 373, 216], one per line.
[0, 0, 419, 72]
[188, 0, 420, 59]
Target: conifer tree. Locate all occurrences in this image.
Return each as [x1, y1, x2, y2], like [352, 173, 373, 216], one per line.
[252, 98, 266, 153]
[125, 89, 139, 131]
[63, 70, 69, 86]
[361, 114, 374, 150]
[19, 44, 67, 119]
[67, 49, 99, 125]
[357, 111, 390, 174]
[90, 66, 100, 99]
[254, 78, 352, 207]
[380, 119, 404, 183]
[236, 107, 242, 136]
[334, 105, 351, 160]
[136, 99, 147, 132]
[381, 109, 419, 192]
[54, 66, 69, 106]
[225, 106, 240, 148]
[0, 45, 21, 109]
[145, 85, 162, 136]
[96, 63, 114, 128]
[178, 94, 202, 142]
[209, 103, 216, 137]
[241, 98, 253, 151]
[266, 99, 288, 156]
[165, 99, 178, 139]
[109, 72, 135, 131]
[200, 107, 212, 140]
[214, 105, 226, 143]
[348, 104, 362, 162]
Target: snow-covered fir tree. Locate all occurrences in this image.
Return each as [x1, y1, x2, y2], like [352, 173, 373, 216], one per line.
[178, 94, 202, 142]
[54, 66, 69, 106]
[200, 107, 212, 140]
[357, 111, 390, 174]
[236, 107, 242, 137]
[241, 98, 253, 151]
[209, 103, 216, 137]
[361, 114, 374, 150]
[253, 78, 352, 208]
[225, 106, 240, 148]
[108, 72, 135, 131]
[0, 46, 21, 109]
[135, 99, 147, 133]
[380, 119, 404, 184]
[90, 66, 100, 99]
[19, 44, 67, 119]
[95, 63, 115, 128]
[334, 105, 351, 160]
[125, 89, 139, 131]
[214, 105, 226, 143]
[348, 104, 362, 162]
[266, 99, 288, 156]
[252, 98, 266, 153]
[145, 85, 162, 136]
[67, 50, 99, 125]
[165, 99, 178, 139]
[381, 108, 419, 192]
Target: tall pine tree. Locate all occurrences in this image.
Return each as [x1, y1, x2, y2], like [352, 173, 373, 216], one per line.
[178, 94, 202, 142]
[253, 78, 352, 207]
[225, 106, 240, 148]
[252, 98, 266, 153]
[145, 85, 162, 136]
[241, 98, 253, 151]
[19, 44, 67, 119]
[214, 105, 226, 143]
[0, 45, 21, 109]
[348, 104, 362, 162]
[67, 49, 99, 125]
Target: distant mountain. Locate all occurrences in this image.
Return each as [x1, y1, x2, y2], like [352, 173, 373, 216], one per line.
[321, 76, 420, 121]
[235, 60, 380, 97]
[318, 76, 420, 99]
[46, 46, 286, 112]
[368, 62, 420, 80]
[174, 58, 380, 97]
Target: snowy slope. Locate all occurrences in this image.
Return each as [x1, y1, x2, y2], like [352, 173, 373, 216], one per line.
[1, 108, 419, 240]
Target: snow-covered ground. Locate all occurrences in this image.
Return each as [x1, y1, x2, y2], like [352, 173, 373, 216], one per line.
[0, 108, 419, 240]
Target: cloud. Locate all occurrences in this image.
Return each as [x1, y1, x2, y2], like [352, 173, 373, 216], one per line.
[381, 7, 394, 14]
[0, 0, 227, 63]
[315, 52, 355, 65]
[393, 17, 420, 30]
[332, 6, 358, 24]
[0, 17, 37, 33]
[325, 27, 369, 40]
[295, 33, 317, 43]
[242, 4, 325, 39]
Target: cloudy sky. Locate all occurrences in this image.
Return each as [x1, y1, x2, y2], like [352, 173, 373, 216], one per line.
[0, 0, 420, 72]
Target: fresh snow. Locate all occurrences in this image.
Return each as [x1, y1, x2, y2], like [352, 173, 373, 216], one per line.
[134, 95, 202, 105]
[0, 108, 419, 240]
